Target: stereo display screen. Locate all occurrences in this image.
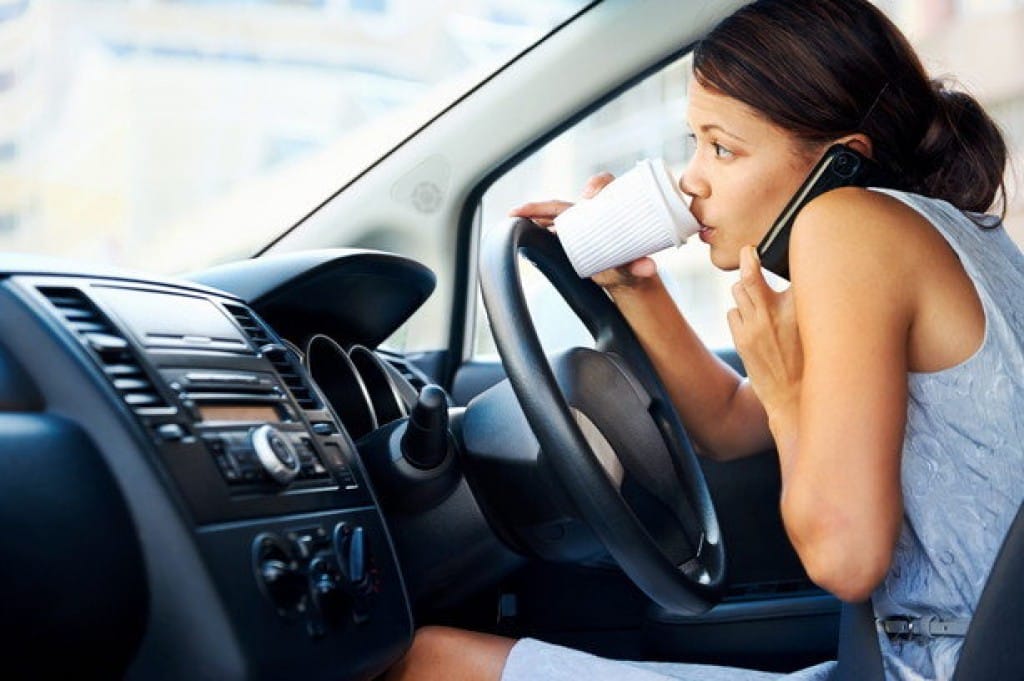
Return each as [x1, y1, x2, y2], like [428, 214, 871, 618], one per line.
[199, 405, 280, 423]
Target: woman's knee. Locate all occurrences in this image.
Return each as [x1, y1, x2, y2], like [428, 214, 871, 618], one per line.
[386, 626, 516, 681]
[409, 625, 468, 660]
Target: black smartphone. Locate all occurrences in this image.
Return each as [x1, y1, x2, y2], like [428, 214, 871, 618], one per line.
[756, 144, 895, 280]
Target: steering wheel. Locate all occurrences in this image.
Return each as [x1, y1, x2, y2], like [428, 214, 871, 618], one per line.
[478, 217, 726, 615]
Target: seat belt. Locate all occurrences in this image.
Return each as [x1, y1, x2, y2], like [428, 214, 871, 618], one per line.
[832, 601, 885, 681]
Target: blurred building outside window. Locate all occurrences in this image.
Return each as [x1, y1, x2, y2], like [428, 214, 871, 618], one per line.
[0, 0, 584, 274]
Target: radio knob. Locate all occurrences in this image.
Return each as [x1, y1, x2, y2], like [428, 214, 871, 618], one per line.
[250, 424, 301, 484]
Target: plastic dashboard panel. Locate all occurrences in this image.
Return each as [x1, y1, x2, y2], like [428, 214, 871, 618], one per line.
[0, 257, 413, 680]
[190, 248, 437, 349]
[0, 410, 148, 678]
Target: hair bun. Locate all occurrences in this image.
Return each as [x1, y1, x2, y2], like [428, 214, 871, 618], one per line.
[913, 78, 1006, 214]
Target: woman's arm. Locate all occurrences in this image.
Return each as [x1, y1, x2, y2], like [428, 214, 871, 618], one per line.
[764, 187, 910, 601]
[607, 278, 775, 461]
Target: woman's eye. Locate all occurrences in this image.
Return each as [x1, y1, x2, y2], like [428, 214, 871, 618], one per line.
[685, 133, 734, 159]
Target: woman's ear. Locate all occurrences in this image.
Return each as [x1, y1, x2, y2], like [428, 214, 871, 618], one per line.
[837, 133, 874, 159]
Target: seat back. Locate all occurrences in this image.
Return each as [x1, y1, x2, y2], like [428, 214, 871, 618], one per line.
[952, 500, 1024, 680]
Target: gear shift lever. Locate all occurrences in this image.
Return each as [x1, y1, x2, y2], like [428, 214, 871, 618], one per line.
[400, 384, 450, 469]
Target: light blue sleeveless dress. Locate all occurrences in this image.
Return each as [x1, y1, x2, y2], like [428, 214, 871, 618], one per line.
[500, 189, 1024, 681]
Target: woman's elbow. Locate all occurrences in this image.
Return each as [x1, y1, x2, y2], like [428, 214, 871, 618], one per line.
[802, 551, 890, 602]
[781, 494, 894, 602]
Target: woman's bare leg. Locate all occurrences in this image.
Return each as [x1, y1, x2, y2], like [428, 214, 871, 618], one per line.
[383, 626, 517, 681]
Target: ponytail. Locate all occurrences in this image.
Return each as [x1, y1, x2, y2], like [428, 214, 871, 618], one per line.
[911, 80, 1008, 216]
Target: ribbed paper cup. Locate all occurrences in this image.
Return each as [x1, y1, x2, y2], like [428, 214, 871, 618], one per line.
[554, 159, 700, 279]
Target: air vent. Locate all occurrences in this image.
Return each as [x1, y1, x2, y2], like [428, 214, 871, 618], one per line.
[38, 287, 173, 415]
[224, 304, 321, 410]
[377, 350, 428, 392]
[224, 303, 273, 348]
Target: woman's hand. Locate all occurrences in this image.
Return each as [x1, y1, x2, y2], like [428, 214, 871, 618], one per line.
[508, 172, 659, 291]
[728, 246, 803, 415]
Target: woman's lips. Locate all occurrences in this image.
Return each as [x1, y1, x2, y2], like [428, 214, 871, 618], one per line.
[698, 226, 715, 243]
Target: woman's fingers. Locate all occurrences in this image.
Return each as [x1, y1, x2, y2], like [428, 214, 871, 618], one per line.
[731, 280, 755, 317]
[732, 246, 771, 315]
[508, 200, 574, 227]
[627, 257, 658, 278]
[591, 256, 658, 289]
[727, 247, 802, 409]
[509, 172, 615, 227]
[739, 247, 769, 297]
[730, 247, 772, 344]
[726, 306, 743, 336]
[581, 172, 615, 198]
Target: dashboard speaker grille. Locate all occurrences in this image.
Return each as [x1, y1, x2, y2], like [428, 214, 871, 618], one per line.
[38, 286, 173, 415]
[224, 304, 321, 410]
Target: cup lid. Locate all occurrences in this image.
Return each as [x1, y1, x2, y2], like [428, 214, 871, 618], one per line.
[642, 158, 700, 243]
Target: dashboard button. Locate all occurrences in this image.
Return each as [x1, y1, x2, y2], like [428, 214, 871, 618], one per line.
[311, 422, 336, 435]
[213, 453, 240, 482]
[155, 423, 186, 441]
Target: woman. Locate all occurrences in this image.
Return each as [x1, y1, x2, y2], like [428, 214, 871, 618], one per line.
[386, 0, 1024, 679]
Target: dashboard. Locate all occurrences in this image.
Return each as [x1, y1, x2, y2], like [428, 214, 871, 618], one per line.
[0, 250, 494, 680]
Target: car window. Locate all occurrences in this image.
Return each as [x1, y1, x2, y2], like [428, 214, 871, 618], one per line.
[0, 0, 586, 274]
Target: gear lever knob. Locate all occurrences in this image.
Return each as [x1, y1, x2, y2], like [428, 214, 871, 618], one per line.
[400, 384, 450, 469]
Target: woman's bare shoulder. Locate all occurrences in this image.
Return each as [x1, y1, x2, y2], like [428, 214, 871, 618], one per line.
[788, 186, 939, 286]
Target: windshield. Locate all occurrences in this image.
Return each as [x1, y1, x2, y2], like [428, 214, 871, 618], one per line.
[0, 0, 585, 273]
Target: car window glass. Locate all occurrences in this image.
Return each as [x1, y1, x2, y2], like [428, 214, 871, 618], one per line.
[0, 0, 587, 274]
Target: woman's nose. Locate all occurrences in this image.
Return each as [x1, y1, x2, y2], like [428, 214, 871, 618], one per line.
[679, 157, 709, 199]
[678, 170, 708, 200]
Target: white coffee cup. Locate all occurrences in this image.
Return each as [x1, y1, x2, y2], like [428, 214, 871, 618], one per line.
[553, 158, 701, 279]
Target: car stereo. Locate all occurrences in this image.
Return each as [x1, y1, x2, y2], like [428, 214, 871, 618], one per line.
[31, 279, 371, 525]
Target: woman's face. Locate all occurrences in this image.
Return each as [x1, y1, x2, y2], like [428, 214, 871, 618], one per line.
[681, 77, 826, 271]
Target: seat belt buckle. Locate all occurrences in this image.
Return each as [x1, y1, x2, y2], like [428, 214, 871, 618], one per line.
[877, 615, 970, 642]
[878, 615, 917, 641]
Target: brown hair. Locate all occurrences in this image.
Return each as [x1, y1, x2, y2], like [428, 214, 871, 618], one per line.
[693, 0, 1007, 215]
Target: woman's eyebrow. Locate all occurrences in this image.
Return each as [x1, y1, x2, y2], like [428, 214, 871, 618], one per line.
[699, 123, 748, 144]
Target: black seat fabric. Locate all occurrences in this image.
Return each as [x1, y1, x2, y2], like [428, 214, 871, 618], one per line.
[952, 500, 1024, 680]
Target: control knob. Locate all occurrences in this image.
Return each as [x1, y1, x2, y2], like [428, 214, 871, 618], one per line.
[252, 533, 306, 616]
[250, 424, 301, 484]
